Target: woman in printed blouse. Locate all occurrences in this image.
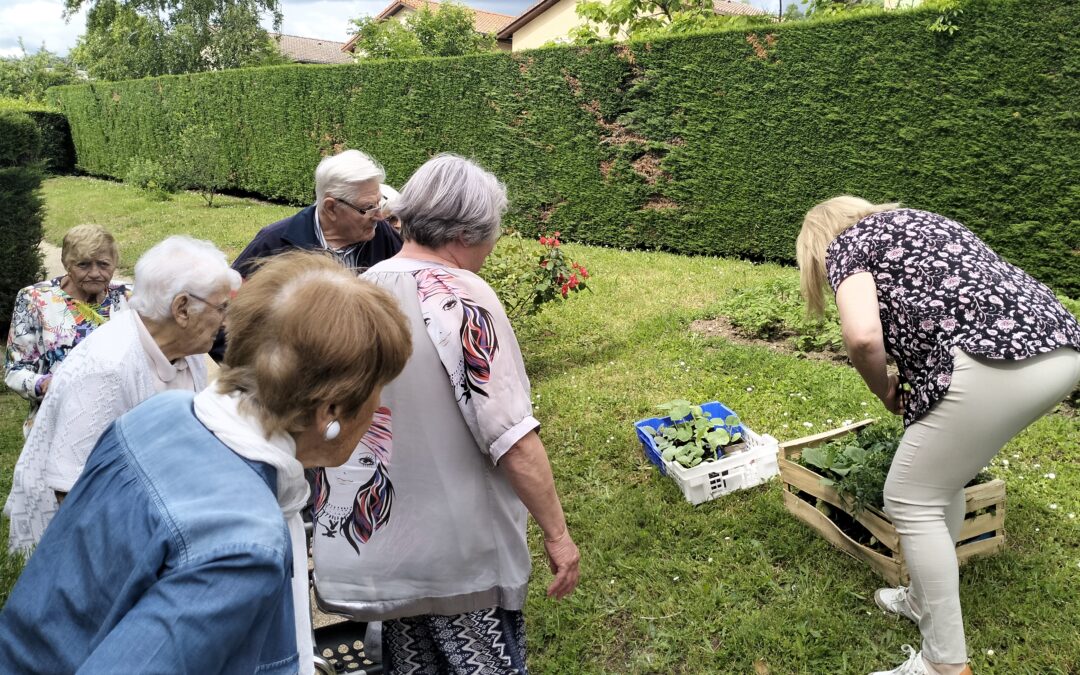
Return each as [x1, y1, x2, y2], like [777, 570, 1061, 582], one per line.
[797, 197, 1080, 675]
[312, 154, 580, 674]
[5, 224, 129, 435]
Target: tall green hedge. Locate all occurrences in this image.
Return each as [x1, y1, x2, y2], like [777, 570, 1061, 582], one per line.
[0, 100, 75, 174]
[50, 0, 1079, 294]
[0, 111, 45, 337]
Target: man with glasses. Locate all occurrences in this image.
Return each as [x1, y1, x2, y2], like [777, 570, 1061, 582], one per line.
[211, 149, 402, 361]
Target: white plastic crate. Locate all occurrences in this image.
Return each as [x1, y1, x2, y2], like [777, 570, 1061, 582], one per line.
[661, 429, 780, 505]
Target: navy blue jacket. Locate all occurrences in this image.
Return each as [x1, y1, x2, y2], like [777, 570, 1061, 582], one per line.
[211, 205, 402, 361]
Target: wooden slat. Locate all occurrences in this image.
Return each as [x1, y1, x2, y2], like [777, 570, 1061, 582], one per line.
[965, 479, 1007, 512]
[779, 419, 876, 459]
[783, 490, 904, 586]
[959, 509, 1005, 541]
[957, 535, 1006, 563]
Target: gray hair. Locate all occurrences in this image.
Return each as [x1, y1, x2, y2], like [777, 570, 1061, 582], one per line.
[314, 149, 386, 203]
[128, 236, 242, 321]
[395, 154, 508, 248]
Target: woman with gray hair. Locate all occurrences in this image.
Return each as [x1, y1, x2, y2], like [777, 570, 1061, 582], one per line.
[312, 154, 580, 674]
[4, 235, 240, 553]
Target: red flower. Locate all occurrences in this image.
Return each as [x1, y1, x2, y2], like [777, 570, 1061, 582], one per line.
[557, 273, 565, 284]
[569, 274, 579, 289]
[539, 236, 549, 246]
[580, 267, 589, 278]
[560, 284, 569, 298]
[553, 231, 561, 237]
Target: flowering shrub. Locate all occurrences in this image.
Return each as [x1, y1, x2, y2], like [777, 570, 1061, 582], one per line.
[480, 230, 592, 322]
[535, 231, 590, 302]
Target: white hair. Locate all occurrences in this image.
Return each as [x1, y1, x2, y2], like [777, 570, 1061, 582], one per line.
[128, 236, 242, 321]
[396, 154, 507, 248]
[314, 149, 386, 203]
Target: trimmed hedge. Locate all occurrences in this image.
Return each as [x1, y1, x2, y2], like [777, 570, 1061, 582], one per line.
[0, 111, 45, 337]
[50, 0, 1079, 294]
[0, 100, 75, 174]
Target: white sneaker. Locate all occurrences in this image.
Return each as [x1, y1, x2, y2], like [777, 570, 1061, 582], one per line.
[875, 586, 919, 623]
[870, 645, 928, 675]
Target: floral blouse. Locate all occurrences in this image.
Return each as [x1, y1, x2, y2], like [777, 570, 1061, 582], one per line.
[4, 277, 130, 434]
[826, 208, 1080, 426]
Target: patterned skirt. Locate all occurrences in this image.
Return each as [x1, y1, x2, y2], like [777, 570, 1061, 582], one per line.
[383, 607, 528, 675]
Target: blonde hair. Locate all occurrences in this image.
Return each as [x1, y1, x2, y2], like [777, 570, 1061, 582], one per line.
[61, 224, 119, 270]
[796, 196, 900, 317]
[218, 251, 412, 436]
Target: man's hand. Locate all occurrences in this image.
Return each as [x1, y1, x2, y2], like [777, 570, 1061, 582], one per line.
[543, 529, 580, 600]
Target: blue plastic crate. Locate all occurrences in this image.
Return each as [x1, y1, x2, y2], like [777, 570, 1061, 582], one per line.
[635, 401, 744, 475]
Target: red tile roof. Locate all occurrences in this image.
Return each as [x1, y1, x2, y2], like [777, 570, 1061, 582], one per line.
[343, 0, 516, 52]
[271, 33, 354, 64]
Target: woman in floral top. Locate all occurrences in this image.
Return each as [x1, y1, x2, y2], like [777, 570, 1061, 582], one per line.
[798, 197, 1080, 675]
[5, 225, 129, 435]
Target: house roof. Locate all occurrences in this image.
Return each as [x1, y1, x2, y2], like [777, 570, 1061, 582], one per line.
[711, 0, 768, 16]
[497, 0, 766, 39]
[343, 0, 516, 52]
[271, 33, 354, 64]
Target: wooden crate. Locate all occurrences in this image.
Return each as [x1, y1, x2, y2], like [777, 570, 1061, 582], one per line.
[778, 420, 1006, 586]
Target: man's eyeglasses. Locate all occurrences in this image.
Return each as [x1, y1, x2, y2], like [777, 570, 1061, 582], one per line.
[187, 292, 228, 315]
[335, 197, 384, 217]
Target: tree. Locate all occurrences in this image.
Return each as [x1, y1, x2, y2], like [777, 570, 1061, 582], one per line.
[68, 0, 286, 81]
[0, 42, 81, 103]
[571, 0, 772, 43]
[349, 2, 497, 60]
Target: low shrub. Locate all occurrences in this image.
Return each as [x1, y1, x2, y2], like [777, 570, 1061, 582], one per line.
[717, 276, 844, 355]
[481, 231, 592, 323]
[123, 157, 178, 200]
[0, 99, 74, 174]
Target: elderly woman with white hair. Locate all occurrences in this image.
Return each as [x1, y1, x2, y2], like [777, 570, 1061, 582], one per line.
[0, 251, 412, 673]
[312, 154, 580, 674]
[3, 235, 239, 553]
[797, 197, 1080, 675]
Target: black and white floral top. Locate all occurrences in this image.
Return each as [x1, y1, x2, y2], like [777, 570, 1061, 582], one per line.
[826, 208, 1080, 426]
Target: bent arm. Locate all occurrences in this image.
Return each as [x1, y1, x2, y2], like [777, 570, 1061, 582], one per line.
[499, 430, 580, 599]
[835, 273, 900, 411]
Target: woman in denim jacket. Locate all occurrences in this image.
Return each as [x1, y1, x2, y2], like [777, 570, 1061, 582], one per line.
[0, 252, 412, 675]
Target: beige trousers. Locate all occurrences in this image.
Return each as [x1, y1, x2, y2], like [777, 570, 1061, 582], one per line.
[883, 347, 1080, 665]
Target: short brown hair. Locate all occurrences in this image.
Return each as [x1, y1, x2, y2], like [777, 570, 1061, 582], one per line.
[61, 224, 119, 270]
[218, 251, 412, 435]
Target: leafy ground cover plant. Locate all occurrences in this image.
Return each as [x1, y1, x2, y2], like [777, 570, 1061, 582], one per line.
[641, 400, 743, 468]
[716, 276, 844, 354]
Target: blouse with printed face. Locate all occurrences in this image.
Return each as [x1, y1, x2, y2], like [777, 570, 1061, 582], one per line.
[4, 277, 130, 434]
[826, 208, 1080, 426]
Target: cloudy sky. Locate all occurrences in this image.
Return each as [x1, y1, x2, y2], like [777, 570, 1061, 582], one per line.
[1, 0, 781, 58]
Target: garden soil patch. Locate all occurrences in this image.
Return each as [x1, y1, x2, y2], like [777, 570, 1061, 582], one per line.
[690, 317, 846, 364]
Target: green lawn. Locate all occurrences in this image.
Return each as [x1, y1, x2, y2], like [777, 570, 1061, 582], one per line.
[5, 177, 1078, 673]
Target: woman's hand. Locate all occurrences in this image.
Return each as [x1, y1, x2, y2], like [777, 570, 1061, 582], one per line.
[881, 373, 904, 416]
[543, 529, 580, 600]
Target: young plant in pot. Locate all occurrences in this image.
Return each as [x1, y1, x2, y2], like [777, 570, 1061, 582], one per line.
[642, 400, 745, 469]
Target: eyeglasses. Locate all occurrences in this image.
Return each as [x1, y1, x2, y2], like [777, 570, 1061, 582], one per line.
[335, 197, 384, 217]
[187, 292, 229, 315]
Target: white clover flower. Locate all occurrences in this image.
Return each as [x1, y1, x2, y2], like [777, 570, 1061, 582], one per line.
[746, 387, 754, 392]
[672, 576, 679, 582]
[1069, 513, 1075, 520]
[843, 419, 853, 426]
[1046, 472, 1056, 480]
[1002, 459, 1009, 467]
[803, 422, 814, 428]
[707, 557, 713, 563]
[1034, 463, 1041, 469]
[782, 424, 789, 429]
[861, 401, 868, 406]
[986, 649, 994, 657]
[1049, 503, 1059, 510]
[826, 419, 833, 424]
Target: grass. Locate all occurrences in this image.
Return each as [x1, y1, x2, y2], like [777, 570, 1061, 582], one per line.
[5, 176, 1079, 672]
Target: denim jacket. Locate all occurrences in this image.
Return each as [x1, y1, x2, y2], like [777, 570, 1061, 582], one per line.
[0, 391, 299, 674]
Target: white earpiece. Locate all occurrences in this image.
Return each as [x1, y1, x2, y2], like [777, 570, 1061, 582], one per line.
[323, 420, 341, 441]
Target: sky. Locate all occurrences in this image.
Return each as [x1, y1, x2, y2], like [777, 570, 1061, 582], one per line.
[0, 0, 781, 58]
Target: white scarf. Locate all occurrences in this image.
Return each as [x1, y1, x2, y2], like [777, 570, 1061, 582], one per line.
[193, 388, 314, 675]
